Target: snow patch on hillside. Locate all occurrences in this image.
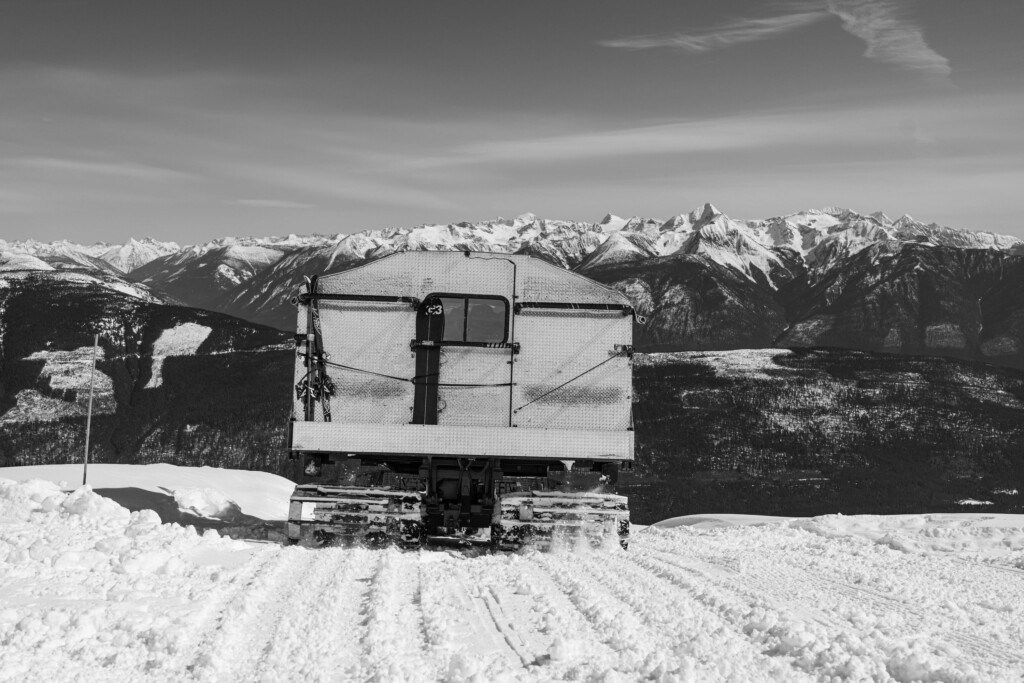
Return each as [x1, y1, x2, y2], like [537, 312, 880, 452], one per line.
[0, 390, 82, 424]
[640, 349, 796, 379]
[0, 347, 115, 423]
[0, 252, 53, 272]
[145, 323, 213, 388]
[45, 271, 161, 302]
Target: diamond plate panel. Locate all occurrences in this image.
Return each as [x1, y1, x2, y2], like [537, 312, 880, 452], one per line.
[511, 310, 631, 431]
[294, 302, 416, 424]
[436, 346, 511, 427]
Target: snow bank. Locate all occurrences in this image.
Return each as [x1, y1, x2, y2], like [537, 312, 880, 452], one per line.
[654, 513, 791, 530]
[173, 487, 241, 519]
[3, 467, 1023, 681]
[792, 512, 1024, 568]
[0, 478, 274, 682]
[655, 512, 1024, 570]
[0, 464, 293, 521]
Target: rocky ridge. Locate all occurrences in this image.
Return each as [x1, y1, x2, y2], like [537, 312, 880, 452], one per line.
[3, 205, 1023, 366]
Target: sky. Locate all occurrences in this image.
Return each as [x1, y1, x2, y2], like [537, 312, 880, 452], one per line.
[2, 0, 1024, 245]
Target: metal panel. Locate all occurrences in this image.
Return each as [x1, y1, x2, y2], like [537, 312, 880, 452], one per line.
[512, 309, 632, 431]
[291, 422, 633, 461]
[294, 301, 416, 424]
[436, 346, 511, 427]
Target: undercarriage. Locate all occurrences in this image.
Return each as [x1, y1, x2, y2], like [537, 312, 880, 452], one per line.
[286, 456, 630, 551]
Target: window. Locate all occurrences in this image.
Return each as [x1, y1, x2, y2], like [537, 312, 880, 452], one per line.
[435, 296, 508, 343]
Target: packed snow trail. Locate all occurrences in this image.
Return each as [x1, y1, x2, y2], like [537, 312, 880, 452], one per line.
[3, 480, 1024, 682]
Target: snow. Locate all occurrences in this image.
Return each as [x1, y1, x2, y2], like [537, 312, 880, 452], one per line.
[173, 487, 241, 519]
[0, 347, 116, 423]
[598, 214, 630, 232]
[98, 279, 160, 301]
[641, 349, 796, 379]
[2, 469, 1024, 681]
[0, 390, 83, 424]
[0, 252, 54, 272]
[679, 216, 787, 287]
[578, 231, 657, 270]
[1, 268, 161, 301]
[145, 323, 213, 388]
[0, 464, 292, 521]
[99, 238, 180, 273]
[655, 513, 790, 530]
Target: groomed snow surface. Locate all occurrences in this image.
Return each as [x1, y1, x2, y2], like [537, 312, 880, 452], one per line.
[2, 470, 1024, 682]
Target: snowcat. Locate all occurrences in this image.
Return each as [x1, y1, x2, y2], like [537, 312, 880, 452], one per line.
[285, 251, 636, 550]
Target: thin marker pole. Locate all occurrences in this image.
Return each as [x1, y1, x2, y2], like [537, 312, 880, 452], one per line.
[83, 333, 98, 486]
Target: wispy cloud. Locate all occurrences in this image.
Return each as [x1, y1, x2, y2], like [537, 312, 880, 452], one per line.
[220, 163, 463, 213]
[826, 0, 951, 80]
[407, 92, 1024, 171]
[599, 11, 829, 53]
[600, 1, 951, 82]
[226, 199, 316, 210]
[5, 156, 189, 181]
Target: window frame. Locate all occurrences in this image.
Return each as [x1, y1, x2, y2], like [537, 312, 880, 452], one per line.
[423, 292, 510, 344]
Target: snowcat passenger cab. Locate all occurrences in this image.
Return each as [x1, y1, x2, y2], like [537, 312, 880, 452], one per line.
[286, 251, 635, 550]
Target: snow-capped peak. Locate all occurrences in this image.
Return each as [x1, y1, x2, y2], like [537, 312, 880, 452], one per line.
[689, 202, 722, 225]
[869, 211, 893, 225]
[599, 213, 628, 231]
[680, 216, 785, 287]
[102, 237, 181, 273]
[577, 231, 658, 271]
[893, 214, 919, 227]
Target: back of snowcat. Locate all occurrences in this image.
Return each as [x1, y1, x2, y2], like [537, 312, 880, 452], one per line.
[285, 251, 635, 550]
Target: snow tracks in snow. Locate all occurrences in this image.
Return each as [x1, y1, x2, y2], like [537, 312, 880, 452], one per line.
[3, 480, 1024, 682]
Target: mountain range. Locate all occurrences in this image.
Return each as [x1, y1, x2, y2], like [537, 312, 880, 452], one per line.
[3, 208, 1023, 517]
[4, 204, 1024, 367]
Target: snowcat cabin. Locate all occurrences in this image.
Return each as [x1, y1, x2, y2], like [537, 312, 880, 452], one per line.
[286, 251, 636, 550]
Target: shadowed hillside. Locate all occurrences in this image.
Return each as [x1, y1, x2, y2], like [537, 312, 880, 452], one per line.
[0, 271, 291, 474]
[627, 349, 1024, 523]
[3, 275, 1020, 524]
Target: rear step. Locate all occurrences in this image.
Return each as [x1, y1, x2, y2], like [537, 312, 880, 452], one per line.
[286, 485, 423, 547]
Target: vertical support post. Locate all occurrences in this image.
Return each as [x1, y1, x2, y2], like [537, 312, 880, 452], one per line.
[83, 333, 99, 486]
[506, 259, 517, 427]
[303, 276, 317, 422]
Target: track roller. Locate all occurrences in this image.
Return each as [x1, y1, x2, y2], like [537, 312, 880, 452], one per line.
[492, 491, 629, 551]
[286, 485, 424, 548]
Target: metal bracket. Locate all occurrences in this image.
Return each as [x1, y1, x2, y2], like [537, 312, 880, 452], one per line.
[410, 340, 520, 353]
